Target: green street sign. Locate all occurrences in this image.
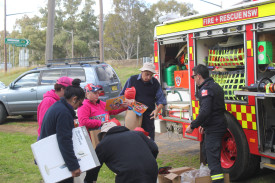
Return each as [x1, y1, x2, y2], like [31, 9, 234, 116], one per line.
[5, 38, 30, 47]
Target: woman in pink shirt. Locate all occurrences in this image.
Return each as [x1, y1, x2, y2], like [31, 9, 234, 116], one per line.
[77, 83, 127, 131]
[37, 76, 73, 138]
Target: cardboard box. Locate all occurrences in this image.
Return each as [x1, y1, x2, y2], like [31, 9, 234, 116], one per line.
[165, 167, 195, 183]
[125, 109, 142, 130]
[164, 167, 230, 183]
[155, 119, 167, 133]
[158, 173, 171, 183]
[195, 173, 230, 183]
[31, 127, 100, 183]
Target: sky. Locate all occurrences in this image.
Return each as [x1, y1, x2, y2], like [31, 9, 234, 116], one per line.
[0, 0, 244, 32]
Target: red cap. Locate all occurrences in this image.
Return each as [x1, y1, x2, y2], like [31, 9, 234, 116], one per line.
[84, 83, 102, 92]
[56, 77, 73, 87]
[134, 127, 149, 136]
[108, 118, 121, 126]
[125, 87, 136, 99]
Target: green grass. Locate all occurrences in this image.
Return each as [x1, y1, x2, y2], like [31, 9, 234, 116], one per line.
[0, 67, 35, 85]
[112, 65, 140, 87]
[157, 153, 200, 169]
[0, 131, 200, 183]
[0, 132, 42, 183]
[4, 122, 38, 128]
[1, 124, 275, 182]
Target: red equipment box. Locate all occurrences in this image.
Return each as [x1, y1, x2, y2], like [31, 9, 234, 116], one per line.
[174, 70, 189, 89]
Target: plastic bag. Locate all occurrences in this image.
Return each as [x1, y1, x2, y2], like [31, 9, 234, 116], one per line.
[198, 163, 210, 177]
[180, 169, 199, 183]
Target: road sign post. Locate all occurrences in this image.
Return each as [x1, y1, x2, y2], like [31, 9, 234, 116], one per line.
[5, 38, 30, 47]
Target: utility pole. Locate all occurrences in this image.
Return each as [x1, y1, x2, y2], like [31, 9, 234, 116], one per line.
[99, 0, 104, 62]
[45, 0, 56, 64]
[71, 30, 74, 58]
[137, 35, 139, 67]
[4, 0, 7, 72]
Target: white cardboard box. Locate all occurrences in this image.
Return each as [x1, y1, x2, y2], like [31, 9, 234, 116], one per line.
[31, 126, 100, 183]
[155, 119, 167, 133]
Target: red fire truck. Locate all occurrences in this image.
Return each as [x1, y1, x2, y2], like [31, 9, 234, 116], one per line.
[153, 0, 275, 180]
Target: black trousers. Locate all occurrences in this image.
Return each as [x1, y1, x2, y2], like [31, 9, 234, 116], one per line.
[59, 177, 73, 183]
[58, 169, 95, 183]
[141, 111, 155, 140]
[202, 132, 225, 183]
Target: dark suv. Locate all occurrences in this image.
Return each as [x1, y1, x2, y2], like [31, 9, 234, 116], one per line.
[0, 59, 122, 124]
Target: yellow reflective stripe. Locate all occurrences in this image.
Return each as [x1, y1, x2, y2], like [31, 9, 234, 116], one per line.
[211, 173, 224, 180]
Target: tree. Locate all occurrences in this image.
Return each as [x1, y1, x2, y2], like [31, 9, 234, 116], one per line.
[38, 0, 99, 59]
[15, 15, 46, 64]
[104, 0, 197, 60]
[150, 0, 198, 24]
[104, 0, 150, 60]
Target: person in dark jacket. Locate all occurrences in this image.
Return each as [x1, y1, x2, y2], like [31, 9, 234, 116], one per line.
[40, 79, 86, 183]
[186, 64, 227, 183]
[87, 122, 159, 183]
[120, 62, 167, 140]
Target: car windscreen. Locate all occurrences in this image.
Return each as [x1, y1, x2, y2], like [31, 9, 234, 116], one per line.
[95, 65, 118, 82]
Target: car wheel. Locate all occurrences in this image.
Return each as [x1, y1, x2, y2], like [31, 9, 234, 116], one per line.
[22, 115, 34, 119]
[0, 104, 7, 124]
[221, 111, 259, 181]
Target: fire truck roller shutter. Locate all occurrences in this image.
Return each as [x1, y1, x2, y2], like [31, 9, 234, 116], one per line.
[222, 111, 260, 181]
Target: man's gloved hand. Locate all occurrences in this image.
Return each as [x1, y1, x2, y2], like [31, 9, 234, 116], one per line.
[186, 125, 194, 134]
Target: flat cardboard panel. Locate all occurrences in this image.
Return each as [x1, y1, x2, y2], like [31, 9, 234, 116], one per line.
[31, 127, 100, 183]
[168, 167, 194, 175]
[165, 167, 195, 183]
[89, 129, 101, 149]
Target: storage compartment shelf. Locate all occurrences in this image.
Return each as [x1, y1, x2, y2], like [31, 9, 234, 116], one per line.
[162, 117, 191, 123]
[234, 90, 275, 98]
[166, 101, 190, 104]
[165, 87, 189, 91]
[208, 66, 244, 69]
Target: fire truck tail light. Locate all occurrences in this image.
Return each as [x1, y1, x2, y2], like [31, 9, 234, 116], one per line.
[250, 138, 256, 143]
[258, 45, 264, 52]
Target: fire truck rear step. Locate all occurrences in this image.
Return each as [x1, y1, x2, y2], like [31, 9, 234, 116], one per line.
[260, 163, 275, 171]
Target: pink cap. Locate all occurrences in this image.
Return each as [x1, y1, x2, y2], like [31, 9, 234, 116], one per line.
[56, 77, 73, 87]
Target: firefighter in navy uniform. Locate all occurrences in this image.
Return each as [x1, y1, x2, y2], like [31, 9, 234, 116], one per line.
[186, 64, 227, 183]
